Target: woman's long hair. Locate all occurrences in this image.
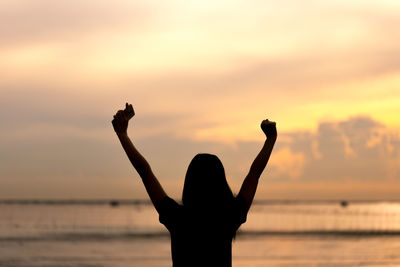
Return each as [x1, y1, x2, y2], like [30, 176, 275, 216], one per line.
[182, 154, 234, 211]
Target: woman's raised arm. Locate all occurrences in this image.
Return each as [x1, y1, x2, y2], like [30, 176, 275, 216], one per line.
[238, 119, 277, 207]
[112, 103, 167, 210]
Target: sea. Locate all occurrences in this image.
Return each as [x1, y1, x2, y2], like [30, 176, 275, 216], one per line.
[1, 199, 400, 267]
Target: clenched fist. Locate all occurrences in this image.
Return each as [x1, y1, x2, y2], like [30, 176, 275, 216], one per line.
[112, 103, 135, 134]
[261, 119, 277, 139]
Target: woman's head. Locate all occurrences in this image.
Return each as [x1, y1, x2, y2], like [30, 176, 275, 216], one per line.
[182, 154, 233, 209]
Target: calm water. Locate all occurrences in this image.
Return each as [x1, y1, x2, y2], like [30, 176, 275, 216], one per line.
[1, 200, 400, 266]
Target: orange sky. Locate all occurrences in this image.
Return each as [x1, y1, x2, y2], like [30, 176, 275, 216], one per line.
[1, 0, 400, 199]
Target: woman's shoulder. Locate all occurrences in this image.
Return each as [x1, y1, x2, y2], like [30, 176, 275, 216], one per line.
[158, 196, 184, 229]
[159, 196, 183, 211]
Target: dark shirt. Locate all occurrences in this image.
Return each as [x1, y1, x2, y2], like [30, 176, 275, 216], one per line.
[158, 195, 249, 267]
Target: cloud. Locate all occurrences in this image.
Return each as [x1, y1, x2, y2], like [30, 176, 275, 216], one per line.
[276, 115, 400, 181]
[1, 0, 400, 144]
[269, 147, 305, 179]
[0, 0, 156, 47]
[3, 0, 400, 82]
[1, 1, 400, 199]
[1, 112, 399, 199]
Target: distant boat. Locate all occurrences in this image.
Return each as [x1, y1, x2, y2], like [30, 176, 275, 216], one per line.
[340, 200, 348, 207]
[109, 200, 119, 207]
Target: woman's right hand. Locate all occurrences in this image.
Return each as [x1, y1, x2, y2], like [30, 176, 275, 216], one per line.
[261, 119, 277, 139]
[112, 103, 135, 134]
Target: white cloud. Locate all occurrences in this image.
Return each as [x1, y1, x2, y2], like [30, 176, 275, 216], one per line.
[269, 147, 306, 179]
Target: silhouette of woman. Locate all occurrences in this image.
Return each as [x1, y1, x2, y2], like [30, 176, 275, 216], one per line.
[112, 103, 277, 267]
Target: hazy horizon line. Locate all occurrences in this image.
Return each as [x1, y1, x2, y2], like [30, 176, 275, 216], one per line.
[1, 198, 400, 205]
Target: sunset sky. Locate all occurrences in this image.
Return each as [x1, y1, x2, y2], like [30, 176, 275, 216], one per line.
[1, 0, 400, 200]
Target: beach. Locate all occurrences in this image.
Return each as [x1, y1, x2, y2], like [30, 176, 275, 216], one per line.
[3, 234, 400, 266]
